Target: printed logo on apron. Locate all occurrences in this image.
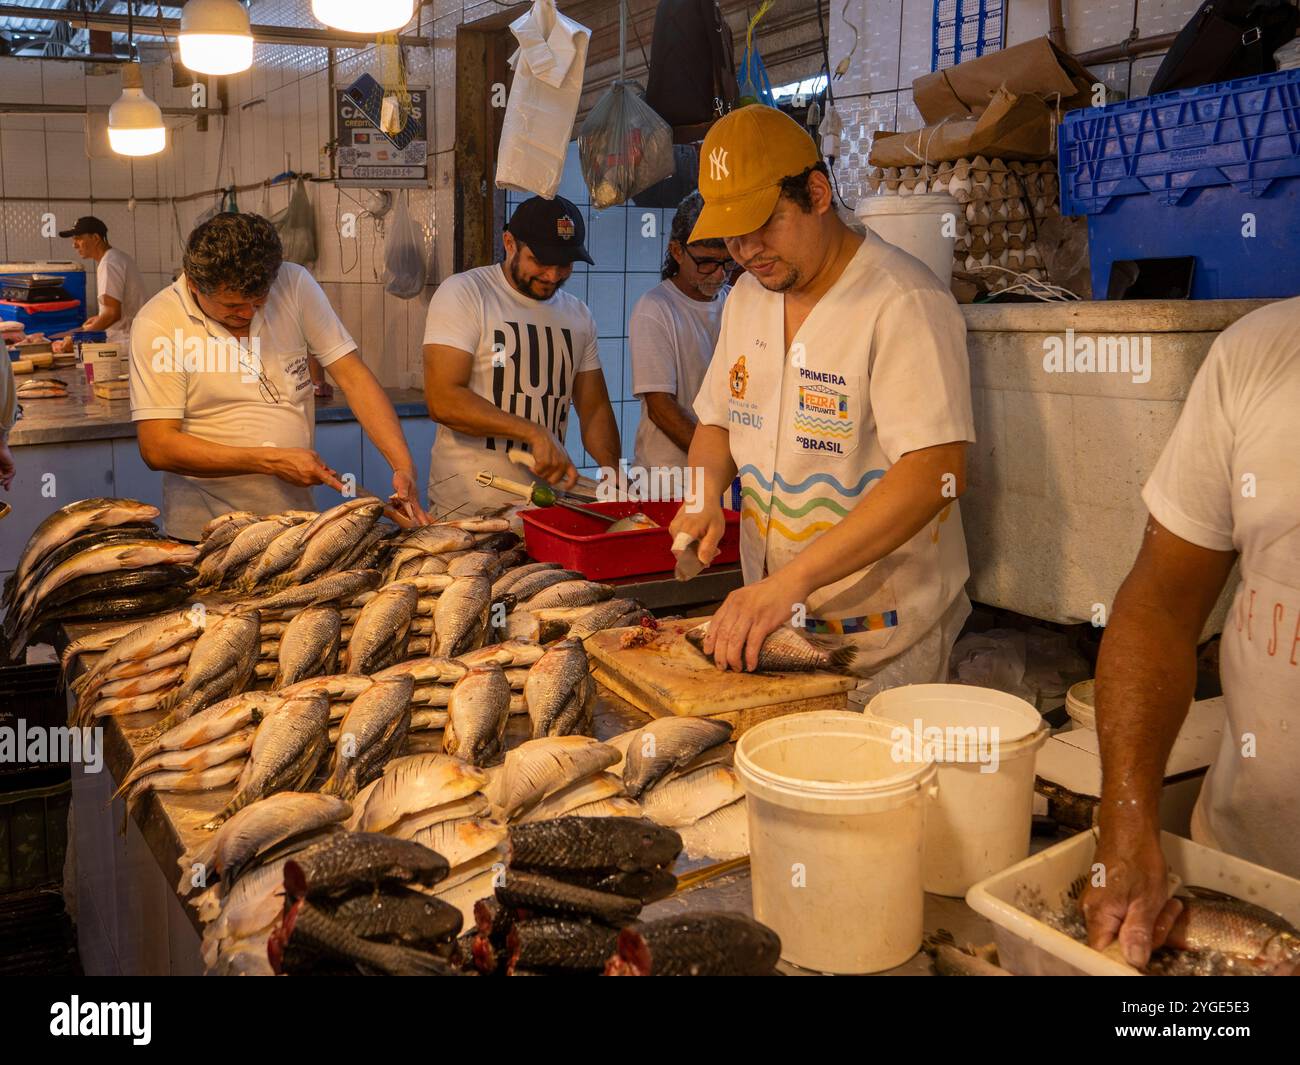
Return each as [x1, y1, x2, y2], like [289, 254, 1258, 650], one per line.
[792, 367, 858, 458]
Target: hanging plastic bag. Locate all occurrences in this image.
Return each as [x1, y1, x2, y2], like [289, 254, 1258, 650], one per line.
[272, 176, 318, 268]
[737, 1, 776, 108]
[383, 190, 426, 300]
[578, 81, 674, 210]
[496, 0, 592, 199]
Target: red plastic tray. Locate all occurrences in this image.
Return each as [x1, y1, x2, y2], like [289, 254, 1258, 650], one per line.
[520, 499, 741, 581]
[0, 299, 79, 313]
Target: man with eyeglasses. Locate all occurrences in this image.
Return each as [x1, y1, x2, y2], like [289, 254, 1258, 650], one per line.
[422, 195, 620, 518]
[129, 212, 428, 540]
[629, 191, 731, 475]
[670, 105, 975, 684]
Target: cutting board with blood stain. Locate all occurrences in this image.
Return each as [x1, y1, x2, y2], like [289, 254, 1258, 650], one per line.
[584, 617, 856, 728]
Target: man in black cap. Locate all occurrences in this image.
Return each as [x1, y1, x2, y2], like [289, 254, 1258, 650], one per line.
[422, 194, 620, 517]
[53, 215, 147, 352]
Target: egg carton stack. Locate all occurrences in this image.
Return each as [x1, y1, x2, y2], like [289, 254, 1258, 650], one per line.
[865, 157, 1061, 294]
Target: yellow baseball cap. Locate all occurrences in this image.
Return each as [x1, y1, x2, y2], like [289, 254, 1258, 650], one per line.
[689, 105, 821, 242]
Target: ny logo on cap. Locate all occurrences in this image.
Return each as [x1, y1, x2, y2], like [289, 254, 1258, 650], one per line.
[709, 147, 730, 182]
[557, 215, 576, 240]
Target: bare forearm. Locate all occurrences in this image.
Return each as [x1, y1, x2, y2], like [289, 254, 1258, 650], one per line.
[686, 424, 737, 503]
[339, 373, 417, 477]
[84, 309, 121, 331]
[581, 406, 621, 469]
[781, 446, 963, 597]
[429, 383, 540, 445]
[646, 395, 697, 454]
[142, 431, 275, 479]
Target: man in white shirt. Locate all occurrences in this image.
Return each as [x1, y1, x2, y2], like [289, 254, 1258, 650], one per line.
[670, 105, 975, 680]
[629, 191, 731, 474]
[130, 212, 428, 541]
[422, 195, 620, 518]
[55, 215, 147, 349]
[1083, 297, 1300, 968]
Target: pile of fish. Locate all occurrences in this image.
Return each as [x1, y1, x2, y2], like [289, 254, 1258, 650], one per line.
[1032, 879, 1300, 976]
[3, 498, 199, 660]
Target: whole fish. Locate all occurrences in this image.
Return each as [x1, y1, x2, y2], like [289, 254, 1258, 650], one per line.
[278, 502, 384, 589]
[417, 555, 450, 575]
[152, 610, 261, 731]
[443, 664, 512, 766]
[388, 795, 493, 840]
[6, 497, 159, 607]
[524, 639, 591, 740]
[446, 551, 503, 579]
[507, 816, 681, 874]
[337, 525, 389, 573]
[490, 561, 559, 598]
[200, 510, 258, 540]
[85, 690, 174, 718]
[639, 765, 743, 828]
[486, 736, 619, 820]
[237, 521, 313, 590]
[195, 513, 255, 561]
[273, 605, 342, 688]
[112, 727, 255, 801]
[197, 853, 293, 938]
[621, 718, 733, 798]
[566, 598, 645, 642]
[287, 831, 449, 898]
[373, 656, 468, 684]
[389, 525, 476, 570]
[72, 608, 207, 698]
[328, 888, 463, 949]
[179, 791, 351, 894]
[248, 569, 382, 614]
[86, 640, 197, 686]
[506, 567, 585, 602]
[322, 675, 415, 799]
[458, 639, 546, 669]
[12, 540, 199, 631]
[606, 913, 780, 976]
[98, 664, 186, 699]
[207, 694, 331, 827]
[278, 672, 374, 702]
[433, 575, 493, 657]
[296, 497, 384, 544]
[346, 753, 489, 835]
[1162, 887, 1300, 973]
[131, 691, 280, 764]
[685, 621, 858, 674]
[123, 761, 245, 830]
[524, 579, 614, 610]
[201, 517, 295, 586]
[505, 917, 620, 975]
[495, 869, 641, 926]
[515, 774, 626, 824]
[19, 565, 195, 636]
[561, 866, 678, 903]
[343, 583, 418, 674]
[13, 526, 164, 607]
[676, 799, 749, 862]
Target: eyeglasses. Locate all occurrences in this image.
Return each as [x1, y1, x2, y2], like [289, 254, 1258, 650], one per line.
[682, 247, 736, 276]
[239, 357, 281, 405]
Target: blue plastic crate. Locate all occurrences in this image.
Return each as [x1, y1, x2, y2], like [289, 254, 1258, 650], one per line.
[1058, 68, 1300, 299]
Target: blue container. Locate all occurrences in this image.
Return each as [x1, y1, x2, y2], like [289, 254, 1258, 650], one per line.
[0, 302, 83, 337]
[1058, 68, 1300, 299]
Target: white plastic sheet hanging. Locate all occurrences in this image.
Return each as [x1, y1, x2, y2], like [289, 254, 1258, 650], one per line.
[495, 0, 592, 200]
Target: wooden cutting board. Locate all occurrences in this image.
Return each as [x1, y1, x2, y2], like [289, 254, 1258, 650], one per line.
[585, 617, 856, 724]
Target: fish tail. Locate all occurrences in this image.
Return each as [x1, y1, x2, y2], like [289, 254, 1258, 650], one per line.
[827, 645, 858, 674]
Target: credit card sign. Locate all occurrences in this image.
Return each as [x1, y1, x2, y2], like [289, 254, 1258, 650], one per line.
[335, 82, 429, 188]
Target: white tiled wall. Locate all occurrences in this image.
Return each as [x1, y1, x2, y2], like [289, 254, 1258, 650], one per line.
[828, 0, 1207, 205]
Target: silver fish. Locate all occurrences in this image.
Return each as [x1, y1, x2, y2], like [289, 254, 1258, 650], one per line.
[125, 761, 245, 829]
[113, 726, 255, 801]
[322, 675, 415, 799]
[433, 575, 493, 657]
[150, 610, 261, 733]
[458, 639, 546, 669]
[373, 656, 468, 684]
[273, 605, 342, 688]
[202, 517, 295, 586]
[72, 608, 205, 713]
[491, 561, 559, 598]
[639, 764, 743, 828]
[179, 791, 351, 894]
[131, 691, 281, 764]
[443, 663, 512, 766]
[524, 579, 614, 610]
[566, 598, 645, 641]
[506, 567, 585, 602]
[278, 673, 374, 702]
[237, 521, 313, 590]
[523, 638, 590, 740]
[98, 663, 186, 699]
[343, 582, 418, 673]
[277, 502, 384, 589]
[446, 551, 503, 579]
[676, 798, 749, 861]
[621, 717, 733, 798]
[208, 694, 331, 827]
[345, 752, 489, 834]
[684, 622, 858, 674]
[249, 569, 382, 614]
[389, 525, 476, 568]
[485, 736, 619, 820]
[200, 510, 258, 540]
[296, 497, 384, 544]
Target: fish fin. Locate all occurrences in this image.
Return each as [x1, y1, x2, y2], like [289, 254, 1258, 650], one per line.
[1181, 885, 1239, 903]
[826, 644, 858, 674]
[922, 929, 958, 955]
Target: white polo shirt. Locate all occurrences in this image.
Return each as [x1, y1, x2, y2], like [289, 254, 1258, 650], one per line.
[129, 263, 355, 540]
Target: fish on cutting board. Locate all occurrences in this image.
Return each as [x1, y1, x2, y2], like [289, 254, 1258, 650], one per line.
[685, 621, 857, 674]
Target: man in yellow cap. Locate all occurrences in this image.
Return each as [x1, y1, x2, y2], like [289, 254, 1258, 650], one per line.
[670, 105, 975, 682]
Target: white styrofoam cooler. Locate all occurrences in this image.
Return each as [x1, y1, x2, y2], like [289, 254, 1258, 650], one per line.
[966, 828, 1300, 976]
[961, 299, 1273, 630]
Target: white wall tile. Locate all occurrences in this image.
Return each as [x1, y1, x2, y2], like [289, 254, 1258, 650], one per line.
[45, 130, 89, 199]
[587, 273, 625, 338]
[2, 129, 48, 197]
[598, 337, 624, 401]
[588, 205, 627, 272]
[899, 0, 936, 88]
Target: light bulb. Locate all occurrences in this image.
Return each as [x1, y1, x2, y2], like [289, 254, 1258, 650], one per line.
[178, 0, 254, 76]
[108, 69, 166, 158]
[311, 0, 414, 34]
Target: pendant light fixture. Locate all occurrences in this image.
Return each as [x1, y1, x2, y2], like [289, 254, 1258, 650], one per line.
[178, 0, 254, 76]
[108, 4, 165, 157]
[310, 0, 415, 35]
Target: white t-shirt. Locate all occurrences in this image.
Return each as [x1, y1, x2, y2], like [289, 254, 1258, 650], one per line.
[97, 247, 147, 347]
[422, 264, 601, 517]
[1143, 295, 1300, 877]
[694, 229, 975, 677]
[630, 279, 728, 471]
[129, 263, 356, 540]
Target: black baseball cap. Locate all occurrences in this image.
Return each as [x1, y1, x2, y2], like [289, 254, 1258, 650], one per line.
[505, 196, 594, 266]
[58, 216, 108, 239]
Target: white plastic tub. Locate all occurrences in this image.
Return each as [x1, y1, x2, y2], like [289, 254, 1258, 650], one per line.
[855, 192, 959, 285]
[735, 712, 937, 974]
[867, 683, 1047, 896]
[967, 828, 1300, 975]
[1065, 679, 1096, 730]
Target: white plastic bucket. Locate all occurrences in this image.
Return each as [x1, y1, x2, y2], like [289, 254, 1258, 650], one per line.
[855, 192, 959, 286]
[735, 711, 937, 974]
[866, 683, 1047, 897]
[1065, 679, 1096, 730]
